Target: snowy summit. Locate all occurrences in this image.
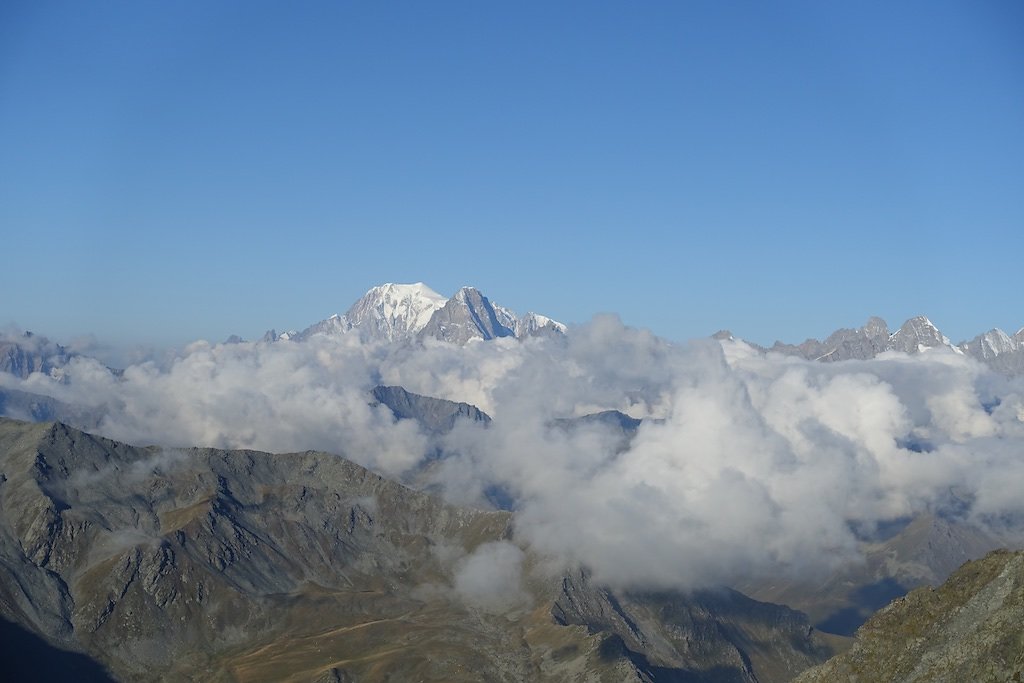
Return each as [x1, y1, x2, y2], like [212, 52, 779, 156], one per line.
[290, 283, 566, 345]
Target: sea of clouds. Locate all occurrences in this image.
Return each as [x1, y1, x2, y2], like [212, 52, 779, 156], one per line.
[2, 315, 1023, 591]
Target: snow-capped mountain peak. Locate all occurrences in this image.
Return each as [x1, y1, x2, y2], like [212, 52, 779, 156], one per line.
[288, 282, 565, 345]
[959, 328, 1019, 361]
[344, 282, 447, 342]
[517, 312, 568, 337]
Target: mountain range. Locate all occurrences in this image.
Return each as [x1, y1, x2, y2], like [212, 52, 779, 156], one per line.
[3, 283, 1021, 376]
[0, 417, 840, 682]
[716, 315, 1024, 375]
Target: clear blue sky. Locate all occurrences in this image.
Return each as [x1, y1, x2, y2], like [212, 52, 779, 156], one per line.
[2, 1, 1021, 347]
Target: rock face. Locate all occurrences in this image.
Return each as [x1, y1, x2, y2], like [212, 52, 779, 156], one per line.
[960, 328, 1024, 376]
[370, 384, 491, 434]
[770, 317, 892, 362]
[0, 418, 837, 682]
[0, 331, 72, 379]
[961, 328, 1021, 361]
[516, 312, 568, 338]
[889, 316, 957, 354]
[795, 549, 1024, 682]
[553, 570, 836, 683]
[417, 286, 518, 344]
[768, 316, 961, 362]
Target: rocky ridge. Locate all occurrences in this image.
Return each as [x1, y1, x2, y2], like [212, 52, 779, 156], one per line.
[741, 514, 1004, 637]
[725, 315, 1024, 375]
[0, 418, 838, 682]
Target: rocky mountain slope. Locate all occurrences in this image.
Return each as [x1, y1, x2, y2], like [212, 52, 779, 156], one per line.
[740, 514, 1003, 636]
[0, 418, 838, 682]
[795, 549, 1024, 682]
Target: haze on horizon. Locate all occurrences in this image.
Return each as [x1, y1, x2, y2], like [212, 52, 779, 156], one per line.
[1, 2, 1021, 348]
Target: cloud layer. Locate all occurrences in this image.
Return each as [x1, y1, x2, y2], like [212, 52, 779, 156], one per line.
[3, 318, 1023, 591]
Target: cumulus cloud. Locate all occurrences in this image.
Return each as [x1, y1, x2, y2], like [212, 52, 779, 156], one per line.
[3, 317, 1024, 593]
[452, 541, 529, 613]
[7, 335, 432, 477]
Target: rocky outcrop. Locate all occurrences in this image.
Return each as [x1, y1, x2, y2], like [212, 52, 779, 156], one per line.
[553, 570, 835, 683]
[370, 385, 490, 434]
[0, 331, 72, 379]
[740, 514, 1003, 637]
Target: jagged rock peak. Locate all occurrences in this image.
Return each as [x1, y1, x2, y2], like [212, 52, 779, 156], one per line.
[517, 312, 568, 337]
[419, 286, 517, 344]
[861, 316, 890, 338]
[960, 328, 1019, 360]
[260, 329, 296, 342]
[889, 316, 960, 354]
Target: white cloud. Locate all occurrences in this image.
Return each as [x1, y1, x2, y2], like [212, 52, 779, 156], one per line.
[4, 318, 1024, 592]
[452, 541, 529, 613]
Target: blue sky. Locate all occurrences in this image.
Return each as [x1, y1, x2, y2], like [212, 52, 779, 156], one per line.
[2, 1, 1021, 348]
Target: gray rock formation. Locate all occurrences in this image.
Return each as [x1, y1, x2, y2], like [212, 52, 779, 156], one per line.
[753, 315, 1024, 375]
[960, 328, 1021, 360]
[418, 286, 517, 344]
[889, 316, 956, 354]
[795, 549, 1024, 682]
[959, 328, 1024, 376]
[770, 316, 892, 362]
[553, 569, 836, 683]
[768, 315, 963, 362]
[0, 331, 72, 379]
[370, 385, 491, 434]
[516, 312, 569, 339]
